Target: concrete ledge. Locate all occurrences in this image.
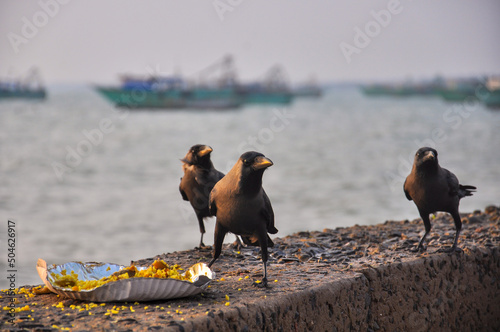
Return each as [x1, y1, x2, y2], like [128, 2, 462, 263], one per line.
[190, 274, 370, 331]
[362, 247, 499, 331]
[169, 247, 499, 331]
[1, 207, 499, 331]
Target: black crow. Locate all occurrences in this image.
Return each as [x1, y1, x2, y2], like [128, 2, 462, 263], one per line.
[208, 151, 278, 287]
[404, 147, 476, 252]
[179, 144, 224, 248]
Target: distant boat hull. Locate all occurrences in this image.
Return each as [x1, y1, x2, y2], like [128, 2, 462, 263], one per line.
[96, 87, 185, 109]
[362, 85, 438, 97]
[483, 90, 500, 109]
[241, 91, 293, 105]
[96, 86, 242, 110]
[293, 89, 322, 98]
[438, 84, 489, 102]
[0, 89, 46, 100]
[184, 88, 242, 109]
[439, 89, 475, 102]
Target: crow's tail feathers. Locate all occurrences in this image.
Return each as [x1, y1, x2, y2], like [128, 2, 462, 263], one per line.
[268, 225, 278, 234]
[459, 184, 476, 198]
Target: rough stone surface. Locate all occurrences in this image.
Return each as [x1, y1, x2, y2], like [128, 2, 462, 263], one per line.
[1, 206, 499, 331]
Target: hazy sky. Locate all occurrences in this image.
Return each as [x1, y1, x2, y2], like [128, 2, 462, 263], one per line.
[1, 0, 499, 84]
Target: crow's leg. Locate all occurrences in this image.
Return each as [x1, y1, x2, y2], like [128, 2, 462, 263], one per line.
[253, 230, 270, 288]
[208, 223, 226, 268]
[446, 211, 462, 252]
[414, 212, 432, 252]
[196, 214, 206, 248]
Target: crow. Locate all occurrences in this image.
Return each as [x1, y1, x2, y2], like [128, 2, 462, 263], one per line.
[179, 144, 224, 248]
[208, 151, 278, 287]
[404, 147, 476, 252]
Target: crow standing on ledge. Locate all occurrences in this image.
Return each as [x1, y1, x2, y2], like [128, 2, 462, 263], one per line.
[179, 145, 224, 248]
[208, 151, 278, 287]
[404, 147, 476, 252]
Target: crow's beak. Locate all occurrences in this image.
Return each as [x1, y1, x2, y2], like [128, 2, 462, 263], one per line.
[198, 146, 213, 157]
[253, 156, 273, 170]
[423, 150, 435, 162]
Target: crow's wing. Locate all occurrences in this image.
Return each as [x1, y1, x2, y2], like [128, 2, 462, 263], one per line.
[208, 188, 217, 216]
[261, 190, 277, 234]
[444, 168, 460, 197]
[179, 178, 189, 201]
[403, 178, 412, 201]
[216, 170, 225, 181]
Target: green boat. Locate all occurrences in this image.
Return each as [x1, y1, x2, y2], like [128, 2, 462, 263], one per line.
[184, 87, 242, 109]
[362, 84, 441, 97]
[239, 82, 294, 105]
[483, 90, 500, 109]
[361, 76, 446, 98]
[96, 85, 243, 110]
[437, 80, 488, 102]
[239, 64, 294, 105]
[95, 57, 302, 109]
[241, 90, 293, 105]
[482, 78, 500, 109]
[439, 89, 475, 102]
[361, 84, 393, 96]
[0, 88, 46, 100]
[361, 84, 421, 97]
[0, 68, 46, 100]
[293, 86, 322, 98]
[96, 86, 185, 109]
[96, 75, 187, 109]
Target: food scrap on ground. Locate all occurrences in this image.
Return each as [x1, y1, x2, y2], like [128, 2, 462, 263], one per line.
[51, 260, 192, 292]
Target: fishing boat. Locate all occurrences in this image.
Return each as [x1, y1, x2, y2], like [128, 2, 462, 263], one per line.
[96, 75, 186, 109]
[184, 86, 242, 109]
[96, 82, 243, 110]
[96, 86, 185, 109]
[360, 82, 430, 97]
[483, 90, 500, 109]
[184, 55, 243, 109]
[361, 83, 396, 96]
[483, 77, 500, 109]
[96, 56, 243, 110]
[293, 84, 322, 98]
[239, 65, 294, 105]
[95, 55, 305, 109]
[0, 86, 46, 99]
[439, 87, 476, 102]
[362, 76, 445, 98]
[0, 68, 46, 100]
[437, 78, 488, 102]
[239, 83, 293, 104]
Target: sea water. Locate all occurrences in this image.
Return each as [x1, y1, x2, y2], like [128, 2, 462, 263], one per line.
[1, 85, 499, 287]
